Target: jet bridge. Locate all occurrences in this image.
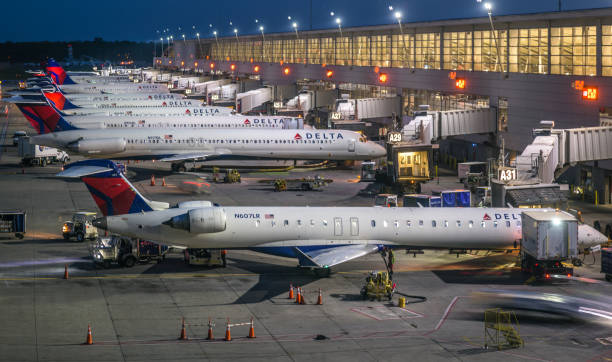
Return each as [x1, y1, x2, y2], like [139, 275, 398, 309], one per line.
[402, 108, 497, 144]
[516, 122, 612, 184]
[236, 87, 272, 113]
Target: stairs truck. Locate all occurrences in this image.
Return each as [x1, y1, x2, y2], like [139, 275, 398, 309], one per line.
[520, 210, 577, 280]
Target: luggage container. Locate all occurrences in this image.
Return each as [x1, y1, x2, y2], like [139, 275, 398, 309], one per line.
[441, 190, 471, 207]
[403, 194, 441, 207]
[0, 211, 26, 239]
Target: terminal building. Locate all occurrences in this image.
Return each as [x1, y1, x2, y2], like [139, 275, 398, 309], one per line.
[156, 8, 612, 204]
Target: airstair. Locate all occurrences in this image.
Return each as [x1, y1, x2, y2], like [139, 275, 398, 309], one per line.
[484, 308, 524, 350]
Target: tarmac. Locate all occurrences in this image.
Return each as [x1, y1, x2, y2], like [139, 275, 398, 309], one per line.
[0, 103, 611, 361]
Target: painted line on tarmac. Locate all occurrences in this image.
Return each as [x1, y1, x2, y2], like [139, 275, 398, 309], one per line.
[423, 296, 460, 336]
[0, 272, 259, 281]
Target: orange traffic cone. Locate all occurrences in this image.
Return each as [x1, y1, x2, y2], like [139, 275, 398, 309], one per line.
[150, 175, 156, 186]
[179, 318, 187, 340]
[295, 287, 301, 304]
[84, 324, 93, 345]
[317, 288, 323, 305]
[225, 319, 231, 341]
[248, 318, 255, 338]
[63, 264, 69, 280]
[288, 284, 294, 299]
[300, 288, 306, 305]
[162, 177, 167, 187]
[207, 317, 213, 340]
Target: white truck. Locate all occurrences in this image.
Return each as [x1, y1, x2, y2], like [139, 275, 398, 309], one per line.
[18, 137, 69, 166]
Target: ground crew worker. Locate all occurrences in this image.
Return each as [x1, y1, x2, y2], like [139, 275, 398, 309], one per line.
[221, 249, 227, 267]
[388, 249, 395, 279]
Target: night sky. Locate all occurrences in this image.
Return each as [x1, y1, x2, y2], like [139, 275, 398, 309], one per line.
[1, 0, 610, 42]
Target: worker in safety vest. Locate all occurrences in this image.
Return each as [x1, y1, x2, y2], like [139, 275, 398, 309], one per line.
[221, 249, 227, 267]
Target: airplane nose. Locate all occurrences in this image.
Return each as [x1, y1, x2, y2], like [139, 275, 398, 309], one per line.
[371, 142, 387, 158]
[92, 217, 108, 230]
[578, 224, 608, 250]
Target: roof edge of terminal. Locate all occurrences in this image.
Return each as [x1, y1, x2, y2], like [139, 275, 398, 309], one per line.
[203, 7, 612, 41]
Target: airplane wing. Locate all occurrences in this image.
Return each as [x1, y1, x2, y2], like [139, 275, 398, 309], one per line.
[293, 244, 380, 268]
[159, 148, 232, 162]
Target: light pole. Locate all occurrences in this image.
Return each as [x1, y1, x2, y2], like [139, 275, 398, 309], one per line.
[394, 11, 408, 67]
[160, 37, 164, 57]
[336, 17, 342, 38]
[292, 22, 299, 39]
[233, 29, 239, 61]
[213, 30, 219, 59]
[196, 32, 202, 58]
[484, 2, 504, 73]
[259, 26, 265, 61]
[182, 34, 186, 45]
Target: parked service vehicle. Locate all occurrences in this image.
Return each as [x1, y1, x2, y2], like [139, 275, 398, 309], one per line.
[0, 211, 26, 239]
[90, 236, 169, 268]
[360, 271, 395, 301]
[374, 194, 398, 207]
[184, 248, 225, 267]
[62, 212, 98, 242]
[12, 131, 27, 146]
[18, 137, 69, 166]
[520, 211, 576, 280]
[458, 162, 487, 184]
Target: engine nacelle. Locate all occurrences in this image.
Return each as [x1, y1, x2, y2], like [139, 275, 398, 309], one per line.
[68, 138, 126, 154]
[165, 207, 226, 234]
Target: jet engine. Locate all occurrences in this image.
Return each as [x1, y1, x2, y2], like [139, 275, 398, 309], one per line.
[164, 207, 226, 234]
[68, 138, 126, 154]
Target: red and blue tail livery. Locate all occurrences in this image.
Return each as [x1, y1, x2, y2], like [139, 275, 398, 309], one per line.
[42, 89, 79, 110]
[61, 160, 153, 216]
[45, 59, 76, 85]
[15, 102, 78, 134]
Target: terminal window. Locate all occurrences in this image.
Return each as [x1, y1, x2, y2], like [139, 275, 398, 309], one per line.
[415, 33, 440, 69]
[443, 31, 472, 71]
[371, 35, 391, 68]
[308, 38, 321, 64]
[509, 27, 548, 74]
[550, 26, 596, 76]
[354, 36, 371, 67]
[603, 25, 612, 76]
[392, 34, 415, 68]
[321, 37, 335, 65]
[335, 36, 352, 66]
[474, 29, 507, 72]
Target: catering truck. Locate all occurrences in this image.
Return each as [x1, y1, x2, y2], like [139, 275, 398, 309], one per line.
[520, 210, 577, 280]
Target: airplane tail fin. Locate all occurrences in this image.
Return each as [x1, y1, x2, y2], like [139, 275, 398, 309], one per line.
[45, 59, 76, 85]
[42, 89, 79, 110]
[57, 160, 168, 216]
[15, 98, 79, 133]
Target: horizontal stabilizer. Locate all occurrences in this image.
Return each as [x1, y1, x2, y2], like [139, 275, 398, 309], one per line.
[57, 165, 112, 178]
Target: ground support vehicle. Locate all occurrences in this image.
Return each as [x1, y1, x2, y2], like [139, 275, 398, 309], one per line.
[18, 137, 69, 166]
[272, 175, 331, 192]
[374, 194, 398, 207]
[62, 212, 98, 242]
[520, 211, 577, 280]
[212, 167, 241, 183]
[90, 236, 169, 268]
[0, 211, 26, 239]
[360, 271, 396, 301]
[184, 249, 225, 267]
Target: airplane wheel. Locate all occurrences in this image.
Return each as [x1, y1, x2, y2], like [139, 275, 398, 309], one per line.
[123, 255, 136, 268]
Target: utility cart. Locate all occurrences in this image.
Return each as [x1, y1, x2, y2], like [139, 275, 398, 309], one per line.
[0, 211, 26, 239]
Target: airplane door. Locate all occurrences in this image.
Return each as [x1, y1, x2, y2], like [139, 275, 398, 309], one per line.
[348, 139, 355, 152]
[334, 217, 343, 236]
[350, 217, 359, 236]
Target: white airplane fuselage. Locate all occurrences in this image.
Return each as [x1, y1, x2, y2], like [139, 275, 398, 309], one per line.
[65, 98, 201, 108]
[32, 128, 386, 161]
[61, 106, 232, 117]
[65, 93, 182, 102]
[64, 114, 303, 130]
[58, 83, 168, 94]
[99, 206, 606, 252]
